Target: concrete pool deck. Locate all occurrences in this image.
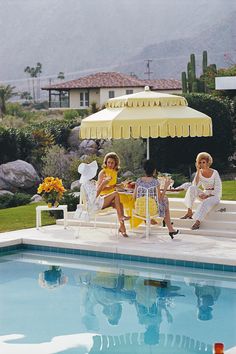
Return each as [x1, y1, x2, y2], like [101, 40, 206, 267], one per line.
[1, 223, 236, 267]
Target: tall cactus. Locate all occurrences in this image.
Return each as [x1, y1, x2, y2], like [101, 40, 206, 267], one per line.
[181, 50, 217, 93]
[181, 72, 187, 93]
[187, 62, 192, 92]
[190, 53, 196, 81]
[202, 50, 208, 73]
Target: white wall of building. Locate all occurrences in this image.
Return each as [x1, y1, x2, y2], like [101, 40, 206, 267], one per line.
[215, 76, 236, 90]
[99, 87, 144, 106]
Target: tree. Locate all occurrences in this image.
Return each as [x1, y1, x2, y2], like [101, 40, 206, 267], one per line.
[0, 84, 16, 116]
[150, 94, 234, 175]
[24, 62, 42, 102]
[20, 91, 32, 101]
[57, 71, 65, 80]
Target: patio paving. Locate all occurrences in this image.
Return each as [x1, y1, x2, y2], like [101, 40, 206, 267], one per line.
[1, 223, 236, 266]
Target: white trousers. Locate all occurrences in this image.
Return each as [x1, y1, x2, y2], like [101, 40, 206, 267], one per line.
[184, 185, 220, 222]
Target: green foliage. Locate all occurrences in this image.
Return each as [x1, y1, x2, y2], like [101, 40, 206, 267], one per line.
[0, 192, 31, 209]
[0, 127, 35, 164]
[32, 101, 49, 110]
[60, 191, 80, 211]
[41, 145, 74, 187]
[90, 102, 99, 114]
[0, 115, 25, 129]
[0, 84, 16, 116]
[202, 50, 208, 73]
[25, 119, 77, 148]
[181, 72, 187, 93]
[171, 173, 188, 187]
[103, 139, 146, 174]
[182, 51, 217, 93]
[150, 94, 234, 174]
[218, 65, 236, 77]
[64, 109, 81, 120]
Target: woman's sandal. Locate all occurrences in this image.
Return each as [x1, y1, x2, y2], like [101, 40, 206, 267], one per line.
[169, 230, 179, 239]
[122, 215, 131, 221]
[191, 221, 200, 230]
[119, 228, 129, 237]
[180, 213, 193, 219]
[119, 220, 129, 237]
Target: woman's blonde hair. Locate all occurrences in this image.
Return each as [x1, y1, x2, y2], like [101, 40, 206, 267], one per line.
[102, 152, 120, 171]
[196, 152, 213, 167]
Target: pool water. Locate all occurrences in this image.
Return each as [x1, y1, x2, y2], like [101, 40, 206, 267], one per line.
[0, 250, 236, 354]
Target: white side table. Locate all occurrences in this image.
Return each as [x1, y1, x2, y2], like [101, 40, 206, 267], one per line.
[36, 205, 68, 229]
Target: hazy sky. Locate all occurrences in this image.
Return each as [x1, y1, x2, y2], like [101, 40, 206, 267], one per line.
[0, 0, 235, 83]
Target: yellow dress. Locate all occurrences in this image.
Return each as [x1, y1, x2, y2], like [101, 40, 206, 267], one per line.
[100, 168, 117, 196]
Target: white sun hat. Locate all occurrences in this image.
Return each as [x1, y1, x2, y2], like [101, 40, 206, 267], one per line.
[78, 160, 98, 184]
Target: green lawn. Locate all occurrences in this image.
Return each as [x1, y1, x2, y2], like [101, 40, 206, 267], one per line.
[0, 181, 235, 233]
[170, 180, 236, 200]
[0, 202, 56, 233]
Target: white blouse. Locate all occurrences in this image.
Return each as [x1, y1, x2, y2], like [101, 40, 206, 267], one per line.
[194, 169, 222, 198]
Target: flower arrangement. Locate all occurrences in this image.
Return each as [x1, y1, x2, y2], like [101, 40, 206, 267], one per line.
[37, 177, 66, 207]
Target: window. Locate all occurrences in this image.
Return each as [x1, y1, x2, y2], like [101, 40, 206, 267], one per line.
[126, 89, 133, 95]
[80, 92, 89, 107]
[109, 90, 115, 98]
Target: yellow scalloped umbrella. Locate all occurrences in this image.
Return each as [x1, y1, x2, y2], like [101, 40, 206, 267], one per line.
[80, 86, 212, 158]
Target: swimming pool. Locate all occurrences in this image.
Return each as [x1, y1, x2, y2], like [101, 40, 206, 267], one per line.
[0, 249, 236, 354]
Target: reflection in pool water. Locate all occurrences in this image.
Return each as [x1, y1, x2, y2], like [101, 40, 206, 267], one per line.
[0, 251, 235, 354]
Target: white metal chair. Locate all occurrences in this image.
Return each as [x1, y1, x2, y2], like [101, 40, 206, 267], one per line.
[74, 181, 118, 237]
[132, 185, 162, 240]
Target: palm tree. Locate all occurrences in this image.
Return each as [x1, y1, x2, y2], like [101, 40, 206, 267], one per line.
[24, 62, 42, 101]
[0, 84, 16, 116]
[57, 71, 65, 80]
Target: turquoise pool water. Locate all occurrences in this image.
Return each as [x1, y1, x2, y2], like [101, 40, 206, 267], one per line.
[0, 250, 236, 354]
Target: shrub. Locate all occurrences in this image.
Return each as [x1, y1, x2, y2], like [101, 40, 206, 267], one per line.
[0, 127, 35, 164]
[64, 109, 81, 120]
[103, 139, 146, 174]
[41, 145, 74, 188]
[0, 192, 31, 209]
[171, 173, 188, 187]
[69, 154, 103, 182]
[150, 93, 234, 174]
[59, 191, 80, 211]
[25, 119, 77, 148]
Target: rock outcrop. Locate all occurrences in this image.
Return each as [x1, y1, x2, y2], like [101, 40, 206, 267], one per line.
[0, 160, 40, 192]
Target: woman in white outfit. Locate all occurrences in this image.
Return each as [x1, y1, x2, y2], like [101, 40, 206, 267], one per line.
[181, 152, 222, 230]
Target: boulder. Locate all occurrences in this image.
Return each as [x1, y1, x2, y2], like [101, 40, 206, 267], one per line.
[30, 194, 43, 203]
[67, 126, 81, 150]
[70, 180, 81, 191]
[79, 140, 98, 155]
[122, 171, 135, 179]
[0, 160, 40, 192]
[0, 190, 13, 196]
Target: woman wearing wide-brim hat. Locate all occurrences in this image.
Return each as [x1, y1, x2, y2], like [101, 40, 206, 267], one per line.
[78, 160, 129, 237]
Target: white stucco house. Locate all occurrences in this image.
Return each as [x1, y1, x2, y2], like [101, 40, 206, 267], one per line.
[41, 72, 182, 109]
[215, 76, 236, 91]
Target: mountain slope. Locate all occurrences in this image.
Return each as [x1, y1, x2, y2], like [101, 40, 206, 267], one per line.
[115, 11, 236, 79]
[0, 0, 236, 83]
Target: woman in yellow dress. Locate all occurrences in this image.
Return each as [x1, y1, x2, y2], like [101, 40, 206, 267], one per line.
[97, 152, 130, 230]
[98, 152, 120, 196]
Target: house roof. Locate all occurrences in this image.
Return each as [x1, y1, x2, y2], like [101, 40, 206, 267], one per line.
[143, 79, 182, 90]
[42, 72, 145, 90]
[41, 72, 182, 91]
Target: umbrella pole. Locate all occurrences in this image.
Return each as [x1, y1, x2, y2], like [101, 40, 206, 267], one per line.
[146, 138, 150, 160]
